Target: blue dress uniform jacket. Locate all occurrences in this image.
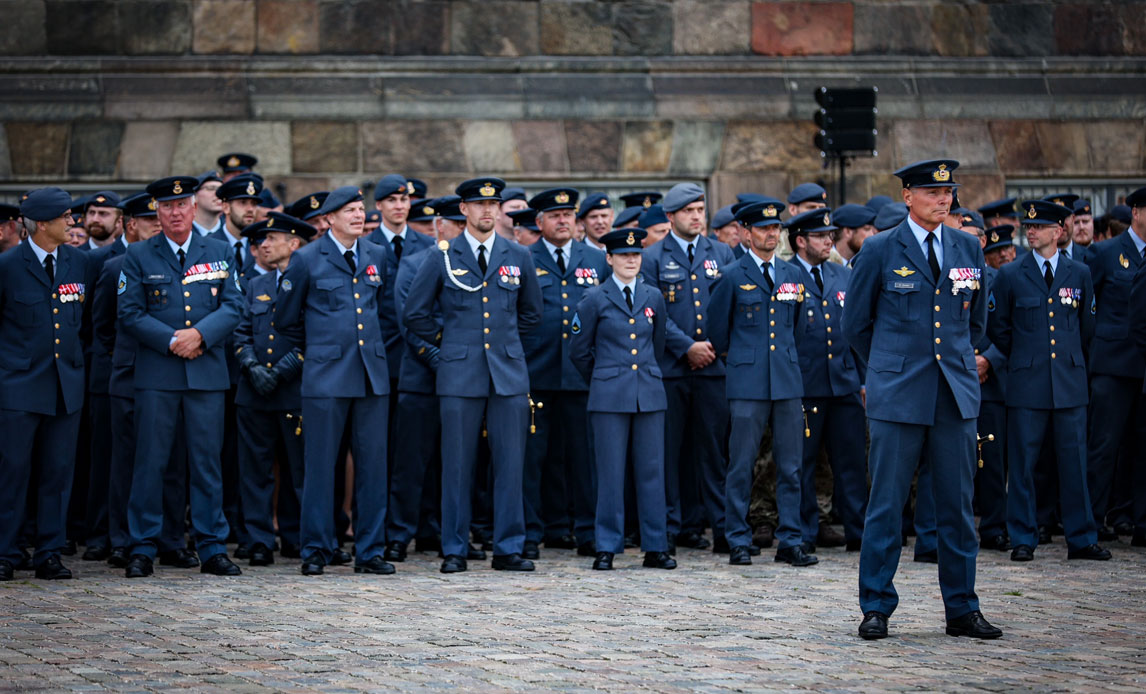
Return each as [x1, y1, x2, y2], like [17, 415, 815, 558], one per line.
[978, 266, 1008, 403]
[569, 279, 668, 413]
[234, 271, 302, 410]
[118, 232, 242, 391]
[522, 241, 609, 391]
[0, 240, 89, 567]
[85, 238, 127, 394]
[404, 235, 543, 397]
[792, 260, 862, 398]
[0, 241, 88, 415]
[708, 253, 805, 401]
[640, 234, 736, 378]
[989, 251, 1094, 410]
[395, 247, 440, 395]
[843, 221, 988, 425]
[1085, 230, 1144, 379]
[367, 226, 433, 382]
[275, 236, 391, 398]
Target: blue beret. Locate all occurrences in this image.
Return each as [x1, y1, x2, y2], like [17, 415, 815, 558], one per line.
[619, 191, 662, 209]
[507, 207, 539, 232]
[407, 177, 428, 199]
[216, 174, 263, 202]
[893, 159, 960, 189]
[734, 200, 785, 227]
[456, 177, 506, 203]
[978, 197, 1018, 218]
[434, 195, 466, 222]
[147, 176, 196, 202]
[662, 182, 704, 213]
[86, 191, 122, 209]
[787, 183, 828, 205]
[1019, 200, 1071, 226]
[120, 192, 157, 218]
[196, 170, 222, 190]
[1111, 204, 1132, 223]
[1073, 198, 1092, 216]
[638, 204, 668, 229]
[502, 186, 527, 203]
[374, 174, 413, 200]
[788, 208, 837, 235]
[954, 208, 985, 230]
[833, 203, 877, 229]
[70, 195, 90, 216]
[1125, 187, 1146, 209]
[217, 152, 257, 173]
[874, 202, 908, 231]
[1042, 193, 1079, 210]
[317, 186, 364, 216]
[983, 224, 1015, 253]
[365, 210, 380, 224]
[612, 206, 642, 228]
[865, 195, 893, 212]
[529, 187, 579, 212]
[577, 192, 611, 219]
[601, 228, 646, 254]
[21, 187, 73, 222]
[711, 204, 737, 229]
[257, 187, 281, 209]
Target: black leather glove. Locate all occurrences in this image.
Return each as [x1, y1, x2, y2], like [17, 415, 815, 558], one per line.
[237, 346, 259, 375]
[248, 364, 279, 397]
[270, 350, 303, 384]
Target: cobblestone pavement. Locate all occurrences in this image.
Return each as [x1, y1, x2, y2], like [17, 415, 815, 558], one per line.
[4, 536, 1146, 693]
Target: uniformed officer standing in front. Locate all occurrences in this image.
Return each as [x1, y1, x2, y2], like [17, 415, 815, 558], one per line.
[233, 213, 316, 566]
[787, 208, 868, 554]
[844, 159, 1000, 640]
[569, 227, 675, 571]
[404, 177, 543, 573]
[709, 200, 810, 567]
[118, 176, 243, 578]
[274, 186, 395, 576]
[989, 200, 1109, 564]
[521, 188, 609, 558]
[640, 183, 736, 552]
[0, 188, 87, 581]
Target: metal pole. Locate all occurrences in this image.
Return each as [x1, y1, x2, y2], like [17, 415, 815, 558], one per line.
[838, 155, 847, 206]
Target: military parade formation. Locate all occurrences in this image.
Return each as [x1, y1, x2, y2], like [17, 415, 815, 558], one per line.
[2, 150, 1145, 641]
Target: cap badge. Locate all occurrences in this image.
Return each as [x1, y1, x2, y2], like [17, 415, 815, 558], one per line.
[406, 182, 415, 194]
[1027, 205, 1037, 219]
[266, 219, 274, 228]
[626, 231, 636, 246]
[246, 181, 256, 196]
[763, 206, 777, 218]
[990, 231, 999, 243]
[555, 191, 570, 204]
[932, 164, 950, 183]
[172, 181, 183, 194]
[423, 205, 434, 215]
[95, 196, 106, 203]
[147, 199, 156, 211]
[823, 213, 831, 226]
[820, 192, 827, 201]
[479, 183, 496, 197]
[227, 156, 240, 167]
[641, 197, 651, 208]
[310, 196, 320, 209]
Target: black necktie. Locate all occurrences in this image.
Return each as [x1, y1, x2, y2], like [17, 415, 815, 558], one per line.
[811, 265, 824, 293]
[926, 232, 940, 281]
[624, 285, 633, 311]
[44, 255, 54, 285]
[556, 248, 566, 274]
[1063, 248, 1070, 260]
[234, 241, 243, 269]
[1044, 261, 1054, 289]
[687, 243, 695, 265]
[477, 244, 488, 274]
[762, 261, 774, 291]
[392, 235, 403, 262]
[277, 273, 284, 292]
[177, 248, 186, 269]
[344, 250, 356, 274]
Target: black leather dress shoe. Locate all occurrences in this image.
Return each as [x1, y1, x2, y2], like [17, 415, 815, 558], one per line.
[466, 543, 487, 560]
[354, 556, 396, 574]
[440, 554, 467, 573]
[711, 535, 731, 554]
[158, 548, 199, 568]
[0, 559, 13, 581]
[233, 543, 251, 560]
[383, 541, 407, 562]
[522, 541, 540, 560]
[800, 541, 817, 555]
[107, 547, 129, 568]
[61, 540, 77, 556]
[125, 554, 153, 578]
[846, 539, 862, 552]
[775, 545, 818, 566]
[492, 553, 535, 571]
[1010, 545, 1034, 562]
[675, 530, 710, 550]
[729, 545, 752, 565]
[544, 534, 577, 550]
[980, 534, 1011, 551]
[248, 543, 274, 566]
[415, 536, 442, 553]
[201, 554, 242, 576]
[592, 552, 614, 570]
[1067, 543, 1111, 560]
[82, 545, 110, 561]
[1114, 520, 1134, 536]
[1038, 526, 1054, 544]
[913, 549, 938, 564]
[817, 523, 846, 548]
[642, 551, 677, 569]
[946, 610, 1002, 639]
[1096, 525, 1119, 541]
[577, 541, 596, 557]
[34, 556, 73, 580]
[330, 549, 352, 565]
[279, 542, 301, 559]
[858, 611, 888, 640]
[747, 544, 761, 556]
[300, 553, 325, 576]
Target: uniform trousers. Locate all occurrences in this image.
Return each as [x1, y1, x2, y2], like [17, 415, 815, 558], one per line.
[237, 407, 305, 550]
[726, 398, 803, 549]
[975, 400, 1008, 541]
[664, 375, 728, 537]
[84, 392, 113, 550]
[800, 394, 868, 544]
[1087, 374, 1146, 528]
[524, 391, 595, 546]
[387, 391, 442, 544]
[590, 411, 668, 554]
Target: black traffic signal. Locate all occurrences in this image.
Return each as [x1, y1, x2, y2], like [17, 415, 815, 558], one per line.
[813, 87, 878, 156]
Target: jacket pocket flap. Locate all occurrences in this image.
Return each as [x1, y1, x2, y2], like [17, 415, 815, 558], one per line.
[868, 349, 905, 373]
[316, 278, 343, 291]
[307, 344, 341, 362]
